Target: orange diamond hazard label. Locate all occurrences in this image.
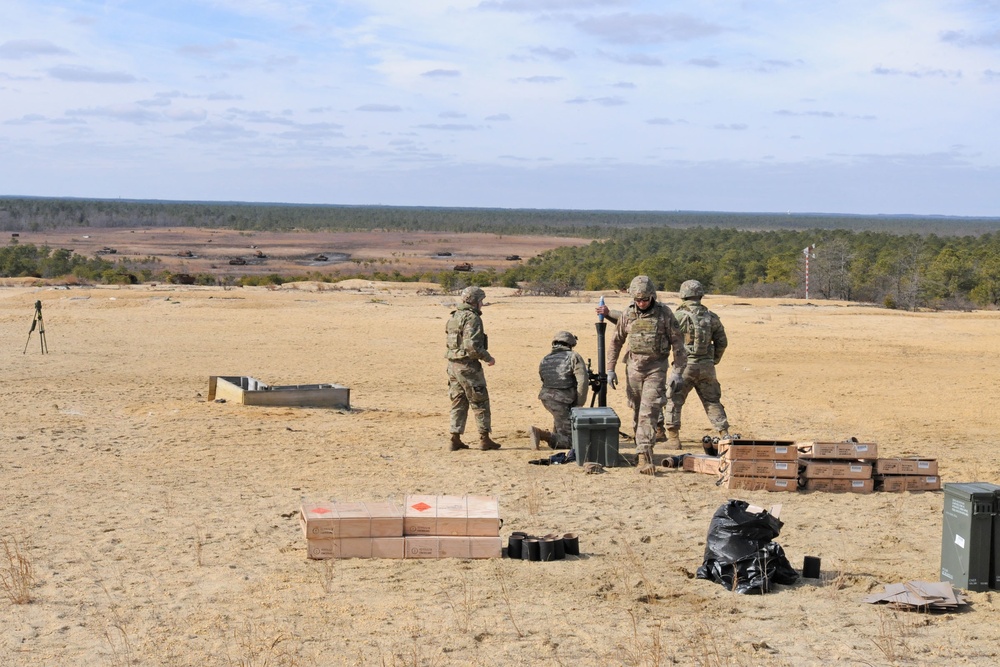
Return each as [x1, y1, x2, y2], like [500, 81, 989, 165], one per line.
[411, 502, 432, 512]
[310, 506, 333, 515]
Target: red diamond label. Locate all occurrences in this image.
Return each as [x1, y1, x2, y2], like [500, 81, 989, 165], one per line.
[310, 507, 333, 515]
[411, 502, 432, 512]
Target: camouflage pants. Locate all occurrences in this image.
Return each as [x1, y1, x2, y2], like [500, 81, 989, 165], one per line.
[667, 360, 729, 431]
[448, 360, 491, 435]
[539, 387, 575, 449]
[625, 363, 667, 457]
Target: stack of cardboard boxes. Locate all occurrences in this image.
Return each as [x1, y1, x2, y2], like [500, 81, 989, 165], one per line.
[874, 458, 941, 492]
[300, 495, 502, 560]
[797, 441, 878, 493]
[678, 439, 943, 495]
[718, 440, 799, 492]
[401, 495, 502, 559]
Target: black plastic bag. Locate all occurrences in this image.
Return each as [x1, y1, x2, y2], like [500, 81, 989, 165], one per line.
[696, 499, 799, 594]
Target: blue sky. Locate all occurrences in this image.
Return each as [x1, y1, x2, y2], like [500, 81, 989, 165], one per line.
[1, 0, 998, 216]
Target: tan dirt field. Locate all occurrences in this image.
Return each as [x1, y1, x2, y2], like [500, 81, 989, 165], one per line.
[13, 227, 591, 278]
[2, 277, 1000, 666]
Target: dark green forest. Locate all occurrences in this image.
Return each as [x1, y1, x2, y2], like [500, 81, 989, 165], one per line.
[2, 196, 1000, 309]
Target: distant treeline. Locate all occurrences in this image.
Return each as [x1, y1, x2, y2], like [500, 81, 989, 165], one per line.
[2, 197, 1000, 309]
[3, 196, 1000, 236]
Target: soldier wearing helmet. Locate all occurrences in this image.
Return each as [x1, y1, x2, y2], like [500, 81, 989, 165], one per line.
[604, 275, 687, 474]
[445, 286, 501, 451]
[530, 331, 589, 450]
[668, 280, 731, 455]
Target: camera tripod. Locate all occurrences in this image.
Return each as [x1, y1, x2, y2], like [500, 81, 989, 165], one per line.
[23, 300, 48, 354]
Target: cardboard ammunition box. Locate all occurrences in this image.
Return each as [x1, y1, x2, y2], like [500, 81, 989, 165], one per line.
[334, 502, 380, 538]
[403, 494, 439, 535]
[361, 501, 405, 537]
[799, 460, 873, 480]
[877, 475, 942, 492]
[724, 441, 798, 461]
[803, 478, 874, 494]
[682, 454, 722, 475]
[724, 476, 798, 492]
[403, 495, 501, 536]
[404, 536, 502, 559]
[306, 538, 337, 560]
[797, 441, 878, 460]
[434, 495, 470, 536]
[875, 458, 938, 476]
[300, 500, 338, 539]
[306, 537, 405, 560]
[726, 459, 798, 479]
[466, 495, 502, 537]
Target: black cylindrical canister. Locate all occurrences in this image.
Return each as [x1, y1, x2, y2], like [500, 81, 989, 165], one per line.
[539, 538, 557, 561]
[562, 533, 580, 556]
[803, 556, 821, 578]
[507, 532, 526, 559]
[523, 538, 541, 562]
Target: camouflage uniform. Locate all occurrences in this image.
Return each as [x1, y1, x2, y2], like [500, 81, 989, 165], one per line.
[446, 288, 495, 441]
[606, 277, 687, 463]
[668, 284, 730, 434]
[536, 331, 589, 449]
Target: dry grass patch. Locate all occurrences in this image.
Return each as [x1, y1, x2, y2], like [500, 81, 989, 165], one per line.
[1, 537, 34, 604]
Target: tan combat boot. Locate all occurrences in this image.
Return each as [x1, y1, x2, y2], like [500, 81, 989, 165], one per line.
[654, 425, 667, 442]
[449, 433, 469, 451]
[479, 433, 501, 450]
[666, 427, 682, 449]
[529, 426, 554, 450]
[636, 451, 656, 475]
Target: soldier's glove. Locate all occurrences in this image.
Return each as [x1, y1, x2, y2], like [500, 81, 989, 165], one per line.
[668, 371, 684, 392]
[606, 370, 618, 390]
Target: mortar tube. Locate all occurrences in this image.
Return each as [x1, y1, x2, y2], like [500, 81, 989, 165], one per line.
[595, 321, 607, 408]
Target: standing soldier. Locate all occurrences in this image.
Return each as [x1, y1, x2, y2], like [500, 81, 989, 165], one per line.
[446, 286, 501, 451]
[667, 280, 731, 455]
[530, 331, 589, 450]
[605, 276, 687, 474]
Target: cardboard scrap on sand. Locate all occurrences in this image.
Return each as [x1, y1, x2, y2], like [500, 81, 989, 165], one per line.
[863, 581, 966, 611]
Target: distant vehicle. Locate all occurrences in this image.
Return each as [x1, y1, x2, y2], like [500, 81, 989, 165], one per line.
[229, 257, 247, 265]
[10, 233, 19, 238]
[96, 247, 117, 255]
[453, 262, 473, 272]
[177, 250, 194, 257]
[505, 255, 521, 261]
[169, 273, 196, 285]
[436, 251, 453, 257]
[314, 254, 328, 262]
[254, 250, 267, 258]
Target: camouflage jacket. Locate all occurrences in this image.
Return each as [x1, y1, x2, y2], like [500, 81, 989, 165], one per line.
[606, 300, 687, 374]
[675, 299, 727, 364]
[445, 303, 493, 363]
[538, 345, 589, 406]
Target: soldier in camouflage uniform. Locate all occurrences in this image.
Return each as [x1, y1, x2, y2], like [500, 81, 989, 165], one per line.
[530, 331, 589, 450]
[445, 286, 501, 451]
[667, 280, 730, 455]
[605, 276, 687, 474]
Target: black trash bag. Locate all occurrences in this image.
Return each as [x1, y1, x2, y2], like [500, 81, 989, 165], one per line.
[696, 499, 799, 594]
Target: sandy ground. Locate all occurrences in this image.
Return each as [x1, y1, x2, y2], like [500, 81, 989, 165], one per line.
[2, 280, 1000, 667]
[12, 228, 591, 278]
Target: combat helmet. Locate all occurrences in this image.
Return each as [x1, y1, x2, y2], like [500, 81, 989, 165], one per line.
[460, 285, 486, 305]
[679, 279, 705, 300]
[552, 331, 578, 347]
[628, 275, 657, 301]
